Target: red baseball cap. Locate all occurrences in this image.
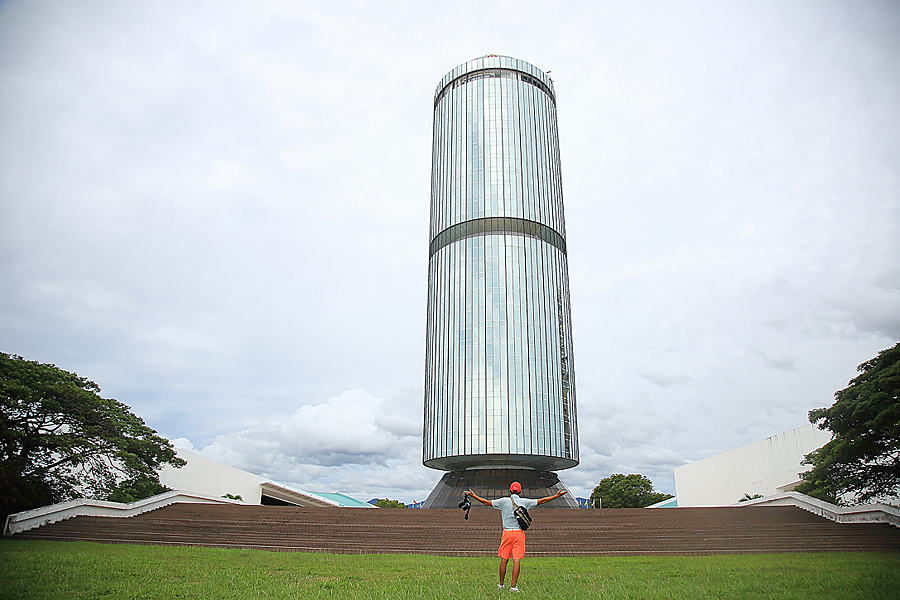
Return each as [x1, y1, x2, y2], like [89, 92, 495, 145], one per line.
[510, 481, 521, 494]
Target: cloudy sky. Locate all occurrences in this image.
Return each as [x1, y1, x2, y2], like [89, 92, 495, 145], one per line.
[1, 0, 898, 503]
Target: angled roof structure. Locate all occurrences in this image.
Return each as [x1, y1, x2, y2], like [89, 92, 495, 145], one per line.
[158, 449, 374, 508]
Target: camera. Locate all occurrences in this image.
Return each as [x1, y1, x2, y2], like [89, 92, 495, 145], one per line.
[458, 493, 471, 519]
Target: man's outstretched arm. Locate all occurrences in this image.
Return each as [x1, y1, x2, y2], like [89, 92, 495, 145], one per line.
[466, 489, 493, 506]
[536, 490, 568, 505]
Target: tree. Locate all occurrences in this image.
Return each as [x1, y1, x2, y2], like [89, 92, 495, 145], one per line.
[1, 353, 185, 518]
[739, 493, 763, 502]
[105, 475, 171, 504]
[590, 473, 674, 508]
[373, 498, 407, 508]
[796, 342, 900, 505]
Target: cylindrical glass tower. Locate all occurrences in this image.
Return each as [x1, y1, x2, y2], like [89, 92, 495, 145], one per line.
[423, 56, 578, 507]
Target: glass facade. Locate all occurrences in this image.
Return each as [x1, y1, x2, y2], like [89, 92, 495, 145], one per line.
[424, 56, 578, 473]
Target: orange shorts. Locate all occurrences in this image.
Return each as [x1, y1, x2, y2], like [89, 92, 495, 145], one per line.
[498, 530, 526, 560]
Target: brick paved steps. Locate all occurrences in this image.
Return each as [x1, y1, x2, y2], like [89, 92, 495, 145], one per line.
[12, 503, 900, 556]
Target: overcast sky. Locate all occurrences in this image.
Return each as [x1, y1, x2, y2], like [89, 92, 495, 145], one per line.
[1, 0, 898, 504]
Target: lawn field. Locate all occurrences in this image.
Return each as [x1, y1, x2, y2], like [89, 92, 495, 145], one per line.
[1, 540, 898, 599]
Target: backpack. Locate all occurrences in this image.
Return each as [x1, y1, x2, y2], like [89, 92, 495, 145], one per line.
[511, 496, 532, 531]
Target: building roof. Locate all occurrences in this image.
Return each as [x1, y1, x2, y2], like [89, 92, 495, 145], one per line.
[260, 482, 339, 507]
[647, 497, 679, 508]
[307, 491, 376, 508]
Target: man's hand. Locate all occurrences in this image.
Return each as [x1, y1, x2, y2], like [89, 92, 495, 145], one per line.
[537, 489, 569, 505]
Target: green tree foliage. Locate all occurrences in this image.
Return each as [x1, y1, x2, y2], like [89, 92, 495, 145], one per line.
[1, 353, 185, 517]
[797, 342, 900, 505]
[105, 475, 171, 504]
[590, 473, 674, 508]
[739, 493, 764, 502]
[373, 498, 407, 508]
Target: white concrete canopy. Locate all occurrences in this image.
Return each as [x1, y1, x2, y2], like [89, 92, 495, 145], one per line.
[675, 424, 832, 506]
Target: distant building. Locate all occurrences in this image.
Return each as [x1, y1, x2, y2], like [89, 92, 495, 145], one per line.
[422, 55, 579, 508]
[647, 496, 678, 508]
[158, 449, 374, 508]
[674, 424, 832, 506]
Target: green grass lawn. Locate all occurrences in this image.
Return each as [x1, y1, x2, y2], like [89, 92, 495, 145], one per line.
[1, 540, 898, 599]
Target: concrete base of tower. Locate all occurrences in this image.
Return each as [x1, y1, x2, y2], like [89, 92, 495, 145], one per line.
[420, 468, 581, 509]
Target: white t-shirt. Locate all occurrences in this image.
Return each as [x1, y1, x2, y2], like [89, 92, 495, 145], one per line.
[491, 495, 539, 530]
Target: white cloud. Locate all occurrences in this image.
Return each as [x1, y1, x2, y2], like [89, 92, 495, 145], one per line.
[181, 389, 433, 499]
[203, 389, 419, 467]
[170, 438, 195, 452]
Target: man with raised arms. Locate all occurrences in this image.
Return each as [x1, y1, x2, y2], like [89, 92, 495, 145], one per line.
[466, 482, 569, 592]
